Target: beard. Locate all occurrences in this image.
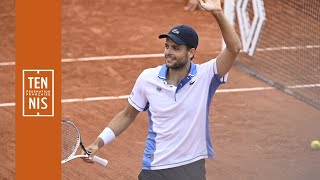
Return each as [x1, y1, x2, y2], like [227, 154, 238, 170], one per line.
[165, 54, 189, 70]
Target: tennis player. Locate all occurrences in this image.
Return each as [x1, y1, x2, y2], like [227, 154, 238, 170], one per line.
[83, 0, 241, 179]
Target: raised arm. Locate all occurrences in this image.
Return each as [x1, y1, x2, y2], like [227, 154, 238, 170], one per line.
[199, 0, 242, 76]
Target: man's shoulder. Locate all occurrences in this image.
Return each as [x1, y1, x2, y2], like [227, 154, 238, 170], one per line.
[139, 65, 162, 79]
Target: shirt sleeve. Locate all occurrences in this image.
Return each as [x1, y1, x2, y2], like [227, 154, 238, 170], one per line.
[201, 58, 228, 84]
[128, 71, 149, 111]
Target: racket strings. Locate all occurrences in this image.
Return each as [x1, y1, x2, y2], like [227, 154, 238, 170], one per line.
[61, 122, 80, 161]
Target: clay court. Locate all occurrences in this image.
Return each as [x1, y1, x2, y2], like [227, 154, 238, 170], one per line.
[1, 0, 320, 179]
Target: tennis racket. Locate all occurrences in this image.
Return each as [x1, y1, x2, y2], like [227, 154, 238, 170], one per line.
[61, 119, 108, 167]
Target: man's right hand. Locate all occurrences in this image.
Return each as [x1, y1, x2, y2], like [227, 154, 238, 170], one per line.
[81, 138, 104, 163]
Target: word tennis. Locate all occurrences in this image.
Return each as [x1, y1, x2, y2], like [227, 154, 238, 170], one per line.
[23, 70, 54, 116]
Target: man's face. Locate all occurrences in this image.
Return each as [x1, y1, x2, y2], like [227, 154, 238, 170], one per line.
[164, 38, 193, 70]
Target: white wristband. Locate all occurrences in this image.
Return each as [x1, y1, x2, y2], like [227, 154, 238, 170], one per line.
[98, 127, 115, 145]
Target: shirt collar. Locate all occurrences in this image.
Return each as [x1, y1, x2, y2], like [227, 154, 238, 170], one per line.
[158, 61, 197, 79]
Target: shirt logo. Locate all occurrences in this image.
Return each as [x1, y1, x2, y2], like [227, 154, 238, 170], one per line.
[189, 81, 195, 85]
[172, 29, 179, 34]
[156, 87, 162, 92]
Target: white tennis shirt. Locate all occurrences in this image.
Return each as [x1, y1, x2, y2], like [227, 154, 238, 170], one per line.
[128, 59, 227, 170]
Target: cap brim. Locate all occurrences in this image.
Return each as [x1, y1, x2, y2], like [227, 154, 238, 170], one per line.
[159, 34, 185, 45]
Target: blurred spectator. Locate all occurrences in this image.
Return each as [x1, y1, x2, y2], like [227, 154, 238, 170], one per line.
[184, 0, 224, 12]
[184, 0, 199, 11]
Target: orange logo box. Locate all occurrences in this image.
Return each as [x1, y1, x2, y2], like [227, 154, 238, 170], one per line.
[23, 70, 54, 116]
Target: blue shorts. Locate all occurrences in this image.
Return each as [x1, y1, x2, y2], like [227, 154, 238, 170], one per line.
[138, 159, 206, 180]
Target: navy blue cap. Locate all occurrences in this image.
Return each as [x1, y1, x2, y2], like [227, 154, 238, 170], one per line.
[159, 25, 199, 49]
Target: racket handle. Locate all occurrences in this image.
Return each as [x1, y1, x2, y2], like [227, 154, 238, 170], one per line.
[92, 156, 108, 167]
